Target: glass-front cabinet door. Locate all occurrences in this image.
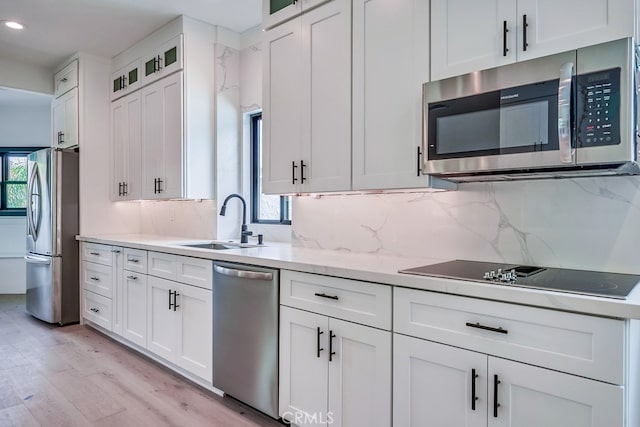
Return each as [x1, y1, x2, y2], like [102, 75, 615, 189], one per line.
[142, 34, 183, 87]
[263, 0, 332, 29]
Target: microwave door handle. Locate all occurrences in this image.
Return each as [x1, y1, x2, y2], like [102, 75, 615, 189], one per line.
[558, 62, 574, 164]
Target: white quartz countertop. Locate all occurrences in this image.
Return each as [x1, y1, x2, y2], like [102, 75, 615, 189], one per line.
[77, 234, 640, 320]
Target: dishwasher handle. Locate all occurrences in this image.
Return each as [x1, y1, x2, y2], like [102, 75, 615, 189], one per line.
[214, 264, 274, 281]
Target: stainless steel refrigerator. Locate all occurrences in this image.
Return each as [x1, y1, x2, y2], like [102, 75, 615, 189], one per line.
[25, 148, 79, 325]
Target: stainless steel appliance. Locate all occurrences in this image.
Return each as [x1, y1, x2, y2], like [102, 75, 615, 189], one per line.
[400, 260, 640, 299]
[212, 262, 279, 418]
[424, 37, 640, 181]
[25, 148, 79, 324]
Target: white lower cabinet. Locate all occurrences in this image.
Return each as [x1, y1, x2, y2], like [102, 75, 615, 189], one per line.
[122, 271, 147, 347]
[147, 275, 212, 380]
[394, 334, 623, 427]
[279, 305, 391, 427]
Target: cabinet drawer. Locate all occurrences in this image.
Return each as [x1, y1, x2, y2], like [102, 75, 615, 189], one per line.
[82, 243, 114, 266]
[82, 261, 113, 298]
[394, 288, 625, 384]
[148, 251, 177, 280]
[83, 290, 112, 331]
[281, 270, 391, 330]
[176, 256, 212, 290]
[54, 60, 78, 97]
[124, 248, 147, 273]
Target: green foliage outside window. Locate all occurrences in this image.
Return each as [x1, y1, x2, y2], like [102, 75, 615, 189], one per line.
[1, 150, 34, 215]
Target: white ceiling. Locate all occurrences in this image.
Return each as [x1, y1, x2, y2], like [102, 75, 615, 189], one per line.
[0, 0, 262, 69]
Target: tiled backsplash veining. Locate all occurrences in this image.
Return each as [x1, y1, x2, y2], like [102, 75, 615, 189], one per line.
[292, 176, 640, 274]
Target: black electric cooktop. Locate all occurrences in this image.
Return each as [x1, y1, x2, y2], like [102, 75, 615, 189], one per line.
[399, 260, 640, 299]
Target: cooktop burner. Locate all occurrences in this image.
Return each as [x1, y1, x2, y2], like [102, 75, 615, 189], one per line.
[399, 260, 640, 299]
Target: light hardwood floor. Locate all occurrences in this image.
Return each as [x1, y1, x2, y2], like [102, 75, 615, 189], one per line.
[0, 294, 283, 427]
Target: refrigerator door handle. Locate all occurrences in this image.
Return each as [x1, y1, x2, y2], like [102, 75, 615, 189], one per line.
[24, 255, 52, 265]
[27, 163, 42, 240]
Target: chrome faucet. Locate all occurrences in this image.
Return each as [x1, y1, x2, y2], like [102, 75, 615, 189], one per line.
[219, 193, 252, 244]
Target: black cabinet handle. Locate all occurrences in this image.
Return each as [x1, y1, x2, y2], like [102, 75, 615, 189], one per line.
[154, 178, 158, 194]
[292, 161, 298, 184]
[493, 374, 501, 418]
[523, 14, 529, 51]
[90, 276, 100, 281]
[416, 146, 422, 176]
[168, 289, 174, 310]
[123, 182, 128, 196]
[465, 322, 508, 334]
[126, 275, 137, 280]
[89, 307, 100, 313]
[471, 368, 479, 410]
[89, 252, 100, 256]
[173, 292, 180, 311]
[128, 258, 139, 263]
[316, 327, 324, 358]
[314, 292, 339, 300]
[300, 160, 307, 183]
[329, 330, 336, 362]
[118, 182, 123, 197]
[157, 178, 163, 193]
[503, 20, 509, 57]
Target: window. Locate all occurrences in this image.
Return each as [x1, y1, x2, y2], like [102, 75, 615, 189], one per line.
[251, 113, 291, 224]
[0, 149, 32, 216]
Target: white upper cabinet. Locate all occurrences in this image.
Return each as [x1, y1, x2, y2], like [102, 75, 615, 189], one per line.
[352, 0, 433, 190]
[141, 34, 183, 87]
[54, 60, 78, 97]
[263, 0, 331, 30]
[110, 17, 216, 201]
[111, 92, 142, 200]
[52, 88, 78, 149]
[141, 72, 183, 200]
[110, 58, 142, 101]
[431, 0, 635, 80]
[263, 0, 351, 194]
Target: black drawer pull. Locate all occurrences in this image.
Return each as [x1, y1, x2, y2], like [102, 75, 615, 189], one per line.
[471, 368, 479, 410]
[314, 292, 339, 300]
[493, 374, 501, 418]
[90, 276, 100, 281]
[89, 307, 100, 313]
[89, 252, 100, 256]
[316, 327, 324, 358]
[126, 275, 138, 280]
[465, 322, 508, 334]
[128, 258, 140, 263]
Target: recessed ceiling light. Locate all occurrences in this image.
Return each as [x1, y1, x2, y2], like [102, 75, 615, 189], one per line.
[4, 21, 25, 30]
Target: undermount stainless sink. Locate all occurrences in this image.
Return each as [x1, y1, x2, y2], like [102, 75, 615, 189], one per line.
[179, 242, 262, 250]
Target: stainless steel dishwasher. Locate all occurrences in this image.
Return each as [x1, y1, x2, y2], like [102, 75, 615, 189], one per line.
[212, 261, 279, 418]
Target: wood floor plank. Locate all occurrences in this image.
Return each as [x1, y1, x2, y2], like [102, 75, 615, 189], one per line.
[0, 295, 282, 427]
[0, 404, 41, 427]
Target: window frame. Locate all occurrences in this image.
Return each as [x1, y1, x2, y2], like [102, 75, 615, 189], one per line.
[250, 112, 291, 225]
[0, 148, 38, 217]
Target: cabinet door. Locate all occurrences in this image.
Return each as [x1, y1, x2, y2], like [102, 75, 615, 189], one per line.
[352, 0, 430, 190]
[300, 0, 351, 193]
[394, 335, 487, 427]
[147, 276, 178, 361]
[141, 72, 183, 199]
[52, 88, 78, 149]
[431, 0, 516, 80]
[112, 92, 142, 201]
[517, 0, 633, 62]
[174, 283, 212, 380]
[263, 18, 303, 194]
[122, 272, 148, 348]
[488, 357, 623, 427]
[279, 306, 329, 426]
[142, 35, 183, 87]
[327, 319, 391, 427]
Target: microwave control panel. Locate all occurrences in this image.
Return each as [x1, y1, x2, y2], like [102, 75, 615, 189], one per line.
[576, 67, 621, 147]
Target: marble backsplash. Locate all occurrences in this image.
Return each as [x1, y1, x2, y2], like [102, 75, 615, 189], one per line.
[292, 176, 640, 274]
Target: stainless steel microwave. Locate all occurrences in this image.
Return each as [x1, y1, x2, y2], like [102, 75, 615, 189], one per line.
[423, 38, 640, 181]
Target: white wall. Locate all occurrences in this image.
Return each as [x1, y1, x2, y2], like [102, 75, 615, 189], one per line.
[0, 58, 53, 94]
[0, 105, 51, 146]
[292, 176, 640, 274]
[0, 218, 27, 293]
